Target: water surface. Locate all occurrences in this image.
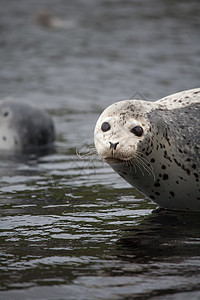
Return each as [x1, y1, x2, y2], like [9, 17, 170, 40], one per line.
[0, 0, 200, 299]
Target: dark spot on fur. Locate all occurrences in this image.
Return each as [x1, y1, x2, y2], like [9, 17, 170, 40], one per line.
[181, 165, 191, 175]
[161, 165, 166, 169]
[164, 151, 172, 162]
[150, 158, 155, 163]
[163, 174, 169, 180]
[170, 191, 175, 198]
[174, 158, 181, 167]
[163, 131, 171, 146]
[145, 147, 152, 156]
[186, 168, 190, 175]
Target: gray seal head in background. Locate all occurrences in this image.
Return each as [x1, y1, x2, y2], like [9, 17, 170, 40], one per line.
[0, 100, 55, 155]
[94, 88, 200, 211]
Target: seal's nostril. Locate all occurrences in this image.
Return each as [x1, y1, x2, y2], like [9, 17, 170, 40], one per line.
[109, 142, 119, 150]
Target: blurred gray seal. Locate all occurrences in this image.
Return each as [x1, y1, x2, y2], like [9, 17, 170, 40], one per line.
[0, 100, 55, 153]
[94, 88, 200, 211]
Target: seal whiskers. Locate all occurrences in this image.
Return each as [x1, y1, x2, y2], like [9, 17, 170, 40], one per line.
[122, 158, 137, 176]
[76, 147, 97, 159]
[76, 145, 101, 164]
[134, 154, 156, 181]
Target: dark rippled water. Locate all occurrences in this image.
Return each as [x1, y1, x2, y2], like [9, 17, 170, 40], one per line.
[0, 0, 200, 299]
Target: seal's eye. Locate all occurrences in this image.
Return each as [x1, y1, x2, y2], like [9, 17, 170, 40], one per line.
[130, 126, 143, 137]
[101, 122, 111, 132]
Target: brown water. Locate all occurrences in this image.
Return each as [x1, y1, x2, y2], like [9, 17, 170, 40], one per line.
[0, 0, 200, 299]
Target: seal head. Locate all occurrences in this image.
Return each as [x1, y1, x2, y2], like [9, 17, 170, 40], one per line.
[0, 100, 55, 154]
[94, 99, 154, 164]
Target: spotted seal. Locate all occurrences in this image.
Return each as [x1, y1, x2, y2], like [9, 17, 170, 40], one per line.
[94, 88, 200, 211]
[0, 100, 55, 154]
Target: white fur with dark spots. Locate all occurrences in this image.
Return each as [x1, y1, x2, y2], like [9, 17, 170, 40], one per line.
[94, 88, 200, 211]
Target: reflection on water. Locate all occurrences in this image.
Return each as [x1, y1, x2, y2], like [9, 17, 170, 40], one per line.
[1, 165, 200, 299]
[118, 210, 200, 262]
[0, 0, 200, 299]
[2, 198, 200, 299]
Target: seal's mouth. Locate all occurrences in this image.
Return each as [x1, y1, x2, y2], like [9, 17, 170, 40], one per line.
[103, 157, 128, 164]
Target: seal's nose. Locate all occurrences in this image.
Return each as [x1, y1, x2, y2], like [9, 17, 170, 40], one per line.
[109, 142, 119, 150]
